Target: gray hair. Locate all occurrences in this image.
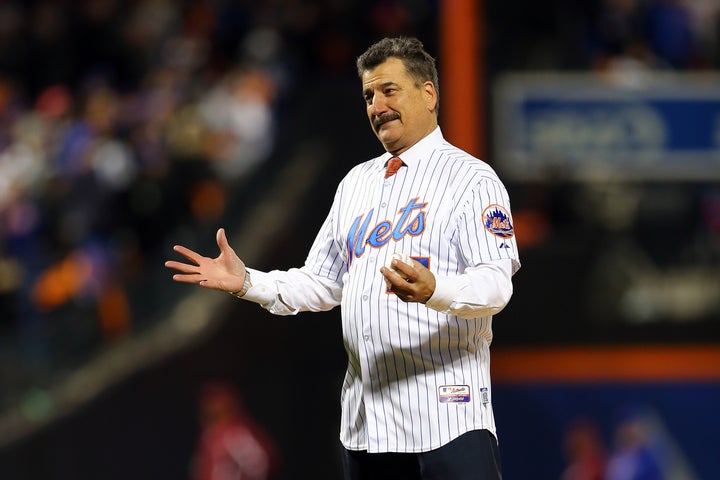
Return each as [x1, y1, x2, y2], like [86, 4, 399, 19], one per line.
[356, 37, 439, 112]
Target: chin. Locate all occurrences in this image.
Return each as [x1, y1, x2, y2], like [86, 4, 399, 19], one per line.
[377, 131, 400, 149]
[379, 139, 398, 153]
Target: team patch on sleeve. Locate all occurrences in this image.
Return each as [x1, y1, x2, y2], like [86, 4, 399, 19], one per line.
[482, 204, 514, 238]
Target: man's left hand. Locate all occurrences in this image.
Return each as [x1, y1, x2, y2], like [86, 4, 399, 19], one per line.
[380, 258, 436, 303]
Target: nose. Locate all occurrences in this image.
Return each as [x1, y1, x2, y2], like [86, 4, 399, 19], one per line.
[369, 93, 388, 116]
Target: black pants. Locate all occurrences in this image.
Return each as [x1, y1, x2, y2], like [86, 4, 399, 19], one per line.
[342, 429, 502, 480]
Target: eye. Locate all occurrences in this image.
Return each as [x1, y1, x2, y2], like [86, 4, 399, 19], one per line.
[363, 92, 373, 105]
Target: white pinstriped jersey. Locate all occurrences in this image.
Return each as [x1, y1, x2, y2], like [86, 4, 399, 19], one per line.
[244, 127, 520, 453]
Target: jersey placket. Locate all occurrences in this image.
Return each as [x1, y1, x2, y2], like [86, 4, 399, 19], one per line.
[361, 165, 409, 451]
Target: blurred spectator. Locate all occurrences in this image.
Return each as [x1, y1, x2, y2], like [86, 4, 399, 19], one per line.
[606, 408, 665, 480]
[561, 418, 607, 480]
[588, 0, 717, 75]
[645, 0, 696, 69]
[560, 407, 698, 480]
[685, 0, 720, 68]
[192, 381, 279, 480]
[604, 405, 698, 480]
[198, 66, 276, 182]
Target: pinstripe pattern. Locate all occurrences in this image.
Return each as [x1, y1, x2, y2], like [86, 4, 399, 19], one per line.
[248, 127, 519, 453]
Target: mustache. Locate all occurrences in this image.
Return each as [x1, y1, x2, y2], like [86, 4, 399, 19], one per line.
[373, 112, 400, 129]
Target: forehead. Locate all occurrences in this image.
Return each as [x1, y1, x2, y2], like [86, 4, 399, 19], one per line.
[361, 57, 413, 89]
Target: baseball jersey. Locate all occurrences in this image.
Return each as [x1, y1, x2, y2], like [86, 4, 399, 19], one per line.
[243, 127, 520, 453]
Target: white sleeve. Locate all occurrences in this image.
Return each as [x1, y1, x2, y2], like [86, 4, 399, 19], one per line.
[425, 258, 513, 319]
[241, 266, 343, 316]
[424, 173, 519, 319]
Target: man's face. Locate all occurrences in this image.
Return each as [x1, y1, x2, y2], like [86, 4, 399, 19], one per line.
[361, 57, 437, 155]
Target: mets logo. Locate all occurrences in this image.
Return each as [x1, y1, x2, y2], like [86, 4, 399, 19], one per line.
[483, 204, 514, 238]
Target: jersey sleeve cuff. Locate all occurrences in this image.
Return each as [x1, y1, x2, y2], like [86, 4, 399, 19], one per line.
[425, 275, 465, 313]
[238, 268, 276, 306]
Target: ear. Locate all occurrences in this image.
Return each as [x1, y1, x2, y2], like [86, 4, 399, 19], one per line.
[423, 81, 438, 113]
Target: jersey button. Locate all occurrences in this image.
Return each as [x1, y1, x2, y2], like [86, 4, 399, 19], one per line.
[362, 295, 368, 301]
[364, 335, 370, 341]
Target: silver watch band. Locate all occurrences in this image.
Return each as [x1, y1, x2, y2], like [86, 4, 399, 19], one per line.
[230, 271, 252, 298]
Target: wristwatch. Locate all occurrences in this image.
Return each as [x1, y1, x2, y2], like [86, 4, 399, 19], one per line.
[230, 271, 252, 298]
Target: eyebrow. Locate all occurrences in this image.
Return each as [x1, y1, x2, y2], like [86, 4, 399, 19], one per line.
[363, 81, 400, 97]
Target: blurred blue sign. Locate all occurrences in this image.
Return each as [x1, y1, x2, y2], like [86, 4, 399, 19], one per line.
[493, 73, 720, 180]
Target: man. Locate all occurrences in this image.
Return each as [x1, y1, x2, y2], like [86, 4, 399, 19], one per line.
[192, 382, 278, 480]
[166, 37, 520, 479]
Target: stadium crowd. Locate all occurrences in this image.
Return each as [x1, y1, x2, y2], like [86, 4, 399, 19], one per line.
[0, 0, 436, 412]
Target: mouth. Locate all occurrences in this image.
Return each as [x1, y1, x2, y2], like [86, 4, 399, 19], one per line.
[373, 113, 400, 130]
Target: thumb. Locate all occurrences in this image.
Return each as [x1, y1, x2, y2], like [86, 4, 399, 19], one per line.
[216, 227, 230, 252]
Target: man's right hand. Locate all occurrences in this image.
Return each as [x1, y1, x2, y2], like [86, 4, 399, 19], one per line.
[165, 228, 247, 294]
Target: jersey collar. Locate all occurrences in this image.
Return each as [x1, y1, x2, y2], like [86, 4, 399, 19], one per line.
[379, 126, 444, 170]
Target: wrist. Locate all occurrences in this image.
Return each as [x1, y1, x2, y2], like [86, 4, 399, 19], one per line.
[229, 270, 252, 298]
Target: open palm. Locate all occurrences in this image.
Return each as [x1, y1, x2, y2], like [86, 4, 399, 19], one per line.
[165, 228, 247, 294]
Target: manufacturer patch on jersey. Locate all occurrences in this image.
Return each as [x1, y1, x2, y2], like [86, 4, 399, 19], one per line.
[482, 204, 514, 239]
[439, 385, 471, 403]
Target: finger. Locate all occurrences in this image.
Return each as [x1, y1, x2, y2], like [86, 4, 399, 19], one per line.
[199, 279, 221, 290]
[380, 266, 407, 289]
[173, 245, 204, 264]
[392, 260, 417, 282]
[409, 258, 427, 270]
[172, 273, 204, 284]
[164, 260, 200, 274]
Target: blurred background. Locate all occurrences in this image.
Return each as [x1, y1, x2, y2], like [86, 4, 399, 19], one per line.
[0, 0, 719, 478]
